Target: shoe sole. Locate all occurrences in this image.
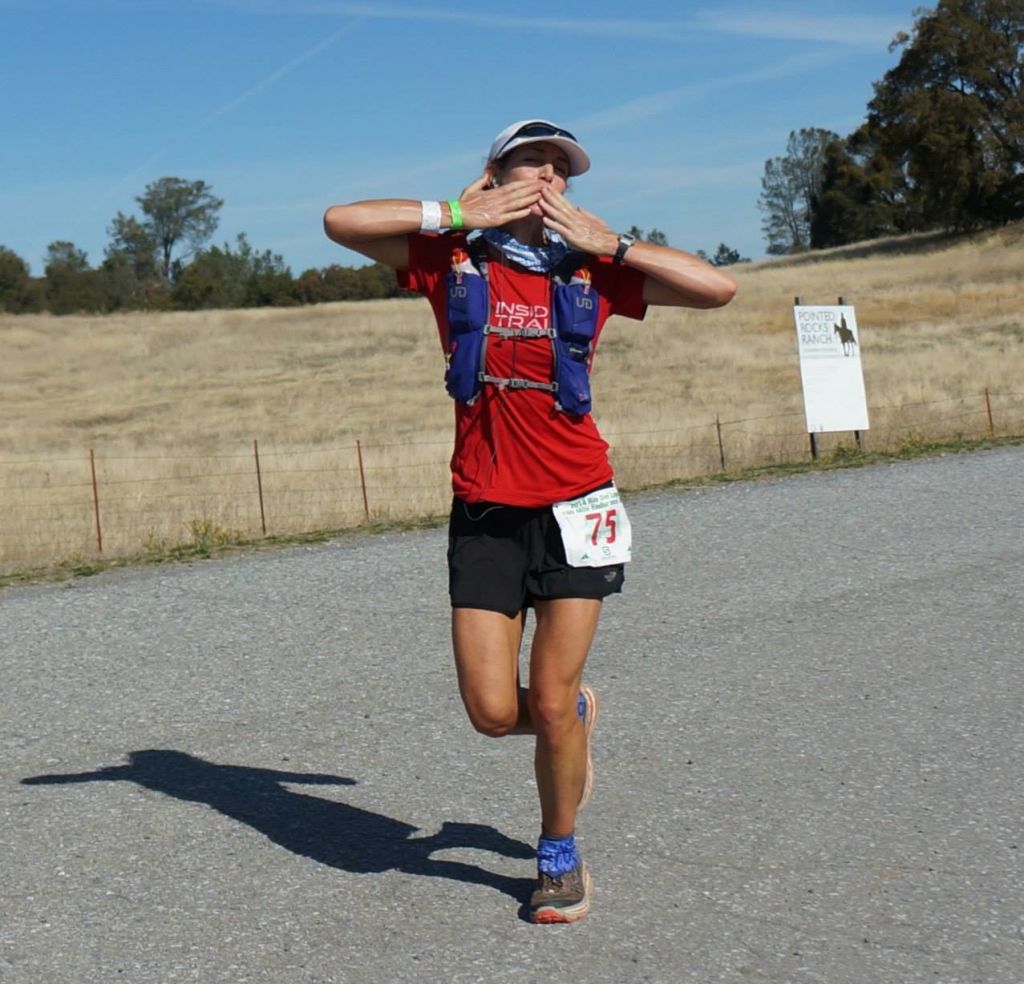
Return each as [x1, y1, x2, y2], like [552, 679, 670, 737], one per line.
[530, 864, 591, 924]
[578, 686, 599, 812]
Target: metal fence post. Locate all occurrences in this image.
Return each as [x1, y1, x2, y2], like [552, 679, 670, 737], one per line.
[89, 448, 103, 553]
[253, 439, 267, 535]
[356, 440, 370, 522]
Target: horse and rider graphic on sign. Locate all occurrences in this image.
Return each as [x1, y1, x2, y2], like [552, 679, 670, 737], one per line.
[833, 313, 858, 356]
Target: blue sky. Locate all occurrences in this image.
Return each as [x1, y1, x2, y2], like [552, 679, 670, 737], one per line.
[1, 1, 921, 275]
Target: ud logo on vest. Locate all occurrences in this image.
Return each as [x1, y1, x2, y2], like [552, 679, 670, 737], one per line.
[573, 267, 594, 311]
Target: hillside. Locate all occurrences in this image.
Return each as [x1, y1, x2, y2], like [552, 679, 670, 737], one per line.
[2, 224, 1022, 569]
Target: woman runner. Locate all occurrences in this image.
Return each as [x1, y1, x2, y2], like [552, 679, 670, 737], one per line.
[324, 119, 737, 923]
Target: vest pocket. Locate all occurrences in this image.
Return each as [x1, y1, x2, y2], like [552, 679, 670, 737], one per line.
[445, 272, 489, 401]
[556, 346, 592, 415]
[552, 283, 598, 340]
[552, 282, 597, 414]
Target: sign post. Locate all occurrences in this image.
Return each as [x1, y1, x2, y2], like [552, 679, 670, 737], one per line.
[793, 297, 869, 459]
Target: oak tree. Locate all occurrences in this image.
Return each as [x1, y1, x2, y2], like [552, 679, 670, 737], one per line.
[137, 177, 224, 280]
[863, 0, 1023, 229]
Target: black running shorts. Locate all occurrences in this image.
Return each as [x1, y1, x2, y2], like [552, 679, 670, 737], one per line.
[447, 496, 625, 618]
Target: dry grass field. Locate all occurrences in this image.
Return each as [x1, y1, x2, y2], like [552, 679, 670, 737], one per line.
[2, 223, 1022, 573]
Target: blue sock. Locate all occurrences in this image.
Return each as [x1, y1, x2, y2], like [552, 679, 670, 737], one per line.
[537, 833, 579, 877]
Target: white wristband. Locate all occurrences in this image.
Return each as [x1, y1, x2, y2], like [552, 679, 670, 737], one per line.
[420, 200, 442, 233]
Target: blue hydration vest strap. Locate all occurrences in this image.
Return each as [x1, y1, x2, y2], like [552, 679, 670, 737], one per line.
[444, 238, 600, 415]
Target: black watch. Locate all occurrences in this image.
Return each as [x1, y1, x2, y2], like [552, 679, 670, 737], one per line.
[613, 233, 636, 264]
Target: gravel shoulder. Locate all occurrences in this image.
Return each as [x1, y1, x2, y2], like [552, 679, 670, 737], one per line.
[3, 447, 1022, 983]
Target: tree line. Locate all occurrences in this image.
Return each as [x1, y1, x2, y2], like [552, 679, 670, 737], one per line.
[0, 186, 750, 316]
[759, 0, 1023, 255]
[0, 177, 404, 315]
[626, 226, 749, 267]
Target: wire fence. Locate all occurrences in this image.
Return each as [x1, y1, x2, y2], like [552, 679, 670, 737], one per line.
[3, 388, 1022, 573]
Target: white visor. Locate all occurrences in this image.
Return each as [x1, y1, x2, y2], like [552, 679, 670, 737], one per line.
[487, 118, 590, 176]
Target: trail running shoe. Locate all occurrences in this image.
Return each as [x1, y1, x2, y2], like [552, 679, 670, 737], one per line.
[577, 686, 599, 811]
[529, 862, 591, 924]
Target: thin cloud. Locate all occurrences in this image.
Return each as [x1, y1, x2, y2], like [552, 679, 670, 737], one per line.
[696, 9, 907, 47]
[247, 48, 849, 202]
[207, 0, 697, 42]
[572, 49, 840, 132]
[597, 161, 760, 206]
[0, 1, 181, 8]
[205, 1, 907, 48]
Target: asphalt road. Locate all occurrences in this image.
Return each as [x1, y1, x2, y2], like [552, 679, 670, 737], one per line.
[3, 447, 1022, 983]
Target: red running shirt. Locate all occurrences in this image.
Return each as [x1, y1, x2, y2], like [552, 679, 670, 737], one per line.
[399, 233, 647, 507]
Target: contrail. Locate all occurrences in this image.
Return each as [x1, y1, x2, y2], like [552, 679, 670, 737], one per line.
[101, 18, 362, 212]
[198, 26, 355, 130]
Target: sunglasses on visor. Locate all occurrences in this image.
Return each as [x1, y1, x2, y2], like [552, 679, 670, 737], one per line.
[495, 123, 579, 156]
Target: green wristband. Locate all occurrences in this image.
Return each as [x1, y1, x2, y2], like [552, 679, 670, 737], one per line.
[447, 199, 464, 231]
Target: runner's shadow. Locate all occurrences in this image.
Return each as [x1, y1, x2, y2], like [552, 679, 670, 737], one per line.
[22, 749, 535, 903]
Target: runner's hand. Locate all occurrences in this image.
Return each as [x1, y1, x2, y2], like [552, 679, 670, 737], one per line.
[539, 186, 619, 257]
[457, 174, 544, 230]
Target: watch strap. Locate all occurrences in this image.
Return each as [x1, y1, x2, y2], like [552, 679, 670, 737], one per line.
[613, 233, 636, 264]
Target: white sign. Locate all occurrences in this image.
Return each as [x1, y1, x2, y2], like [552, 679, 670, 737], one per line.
[793, 304, 870, 433]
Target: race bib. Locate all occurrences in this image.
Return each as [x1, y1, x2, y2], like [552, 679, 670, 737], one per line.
[551, 484, 632, 568]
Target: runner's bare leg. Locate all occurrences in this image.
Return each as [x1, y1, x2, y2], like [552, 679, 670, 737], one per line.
[452, 608, 533, 736]
[529, 598, 601, 837]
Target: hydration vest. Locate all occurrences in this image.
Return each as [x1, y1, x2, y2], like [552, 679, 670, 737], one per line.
[444, 237, 601, 415]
